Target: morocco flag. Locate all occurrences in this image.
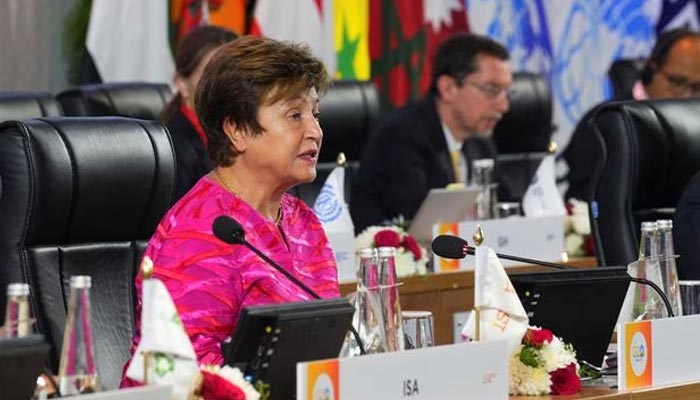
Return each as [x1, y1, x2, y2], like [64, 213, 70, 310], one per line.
[370, 0, 469, 109]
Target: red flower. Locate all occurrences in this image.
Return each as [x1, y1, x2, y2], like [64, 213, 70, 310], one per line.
[401, 235, 422, 260]
[549, 363, 581, 395]
[374, 230, 401, 248]
[524, 328, 553, 347]
[583, 235, 596, 256]
[200, 371, 246, 400]
[565, 201, 574, 216]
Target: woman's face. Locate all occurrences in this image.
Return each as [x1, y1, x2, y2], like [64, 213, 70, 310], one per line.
[238, 87, 322, 188]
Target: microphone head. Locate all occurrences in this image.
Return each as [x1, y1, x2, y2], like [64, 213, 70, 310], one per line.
[431, 235, 469, 259]
[212, 215, 246, 245]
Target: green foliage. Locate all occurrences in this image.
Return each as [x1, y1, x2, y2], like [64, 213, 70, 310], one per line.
[578, 363, 602, 380]
[62, 0, 92, 85]
[254, 379, 271, 400]
[519, 345, 542, 368]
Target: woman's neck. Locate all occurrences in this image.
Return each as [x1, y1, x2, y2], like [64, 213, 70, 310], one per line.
[213, 166, 284, 223]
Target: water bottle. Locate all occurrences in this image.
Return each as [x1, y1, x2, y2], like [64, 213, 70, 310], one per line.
[3, 283, 32, 338]
[58, 276, 99, 395]
[472, 158, 498, 220]
[377, 247, 404, 352]
[656, 219, 682, 316]
[631, 222, 664, 320]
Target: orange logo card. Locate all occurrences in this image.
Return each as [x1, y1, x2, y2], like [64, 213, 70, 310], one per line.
[625, 320, 653, 389]
[437, 223, 460, 271]
[306, 359, 340, 400]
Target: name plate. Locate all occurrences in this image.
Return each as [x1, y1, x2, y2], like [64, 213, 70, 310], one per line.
[297, 341, 508, 399]
[73, 385, 171, 400]
[618, 314, 700, 390]
[433, 216, 564, 272]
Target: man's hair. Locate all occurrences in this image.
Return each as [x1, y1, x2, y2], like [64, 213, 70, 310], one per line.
[430, 32, 509, 93]
[195, 36, 330, 167]
[641, 27, 700, 84]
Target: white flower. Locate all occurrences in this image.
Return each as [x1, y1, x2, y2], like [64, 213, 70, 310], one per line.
[509, 351, 551, 395]
[200, 365, 260, 400]
[354, 225, 429, 277]
[565, 234, 585, 257]
[567, 198, 591, 235]
[541, 337, 577, 372]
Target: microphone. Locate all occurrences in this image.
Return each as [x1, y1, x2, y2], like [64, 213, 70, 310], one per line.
[212, 215, 366, 353]
[431, 234, 675, 317]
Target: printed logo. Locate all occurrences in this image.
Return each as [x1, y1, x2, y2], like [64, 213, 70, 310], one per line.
[312, 372, 335, 400]
[629, 331, 647, 376]
[314, 184, 343, 223]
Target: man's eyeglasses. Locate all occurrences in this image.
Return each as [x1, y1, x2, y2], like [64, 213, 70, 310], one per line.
[461, 80, 513, 100]
[659, 71, 700, 96]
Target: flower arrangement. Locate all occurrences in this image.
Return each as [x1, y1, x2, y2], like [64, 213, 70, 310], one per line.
[355, 226, 429, 277]
[191, 365, 264, 400]
[564, 199, 595, 257]
[509, 327, 581, 396]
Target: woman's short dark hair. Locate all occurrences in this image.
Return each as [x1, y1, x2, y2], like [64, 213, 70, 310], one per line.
[195, 36, 330, 167]
[430, 33, 509, 93]
[159, 26, 237, 123]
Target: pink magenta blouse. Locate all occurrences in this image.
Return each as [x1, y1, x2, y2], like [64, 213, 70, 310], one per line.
[121, 176, 339, 387]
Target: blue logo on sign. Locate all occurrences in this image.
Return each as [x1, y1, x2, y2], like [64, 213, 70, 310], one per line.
[314, 184, 343, 223]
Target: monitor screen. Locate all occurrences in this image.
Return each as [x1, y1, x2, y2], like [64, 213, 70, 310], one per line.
[509, 267, 630, 367]
[223, 298, 354, 400]
[0, 334, 50, 400]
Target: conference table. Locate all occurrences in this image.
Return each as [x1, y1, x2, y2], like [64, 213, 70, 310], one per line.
[339, 256, 598, 345]
[521, 381, 700, 399]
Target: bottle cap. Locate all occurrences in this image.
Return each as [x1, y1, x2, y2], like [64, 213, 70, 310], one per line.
[656, 220, 673, 230]
[70, 275, 92, 289]
[377, 247, 396, 257]
[357, 248, 377, 258]
[472, 158, 495, 169]
[6, 283, 29, 297]
[641, 221, 657, 232]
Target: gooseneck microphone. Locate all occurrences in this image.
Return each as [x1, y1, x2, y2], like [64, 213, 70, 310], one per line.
[431, 234, 675, 318]
[212, 215, 366, 354]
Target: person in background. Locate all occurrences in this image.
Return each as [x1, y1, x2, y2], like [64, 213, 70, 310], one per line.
[564, 28, 700, 201]
[160, 26, 237, 201]
[121, 36, 338, 386]
[351, 33, 512, 232]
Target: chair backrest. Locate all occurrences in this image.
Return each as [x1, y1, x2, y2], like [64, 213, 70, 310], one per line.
[608, 59, 645, 100]
[586, 99, 700, 266]
[492, 72, 553, 154]
[56, 82, 173, 120]
[0, 117, 175, 389]
[318, 81, 380, 162]
[0, 92, 63, 120]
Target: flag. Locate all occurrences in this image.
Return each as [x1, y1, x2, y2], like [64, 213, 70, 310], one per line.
[313, 167, 355, 281]
[251, 0, 337, 77]
[462, 245, 529, 353]
[169, 0, 246, 45]
[86, 0, 175, 83]
[370, 0, 468, 109]
[522, 155, 567, 217]
[334, 0, 370, 80]
[126, 257, 198, 400]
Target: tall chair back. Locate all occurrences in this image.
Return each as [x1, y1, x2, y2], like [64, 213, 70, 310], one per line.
[56, 82, 172, 120]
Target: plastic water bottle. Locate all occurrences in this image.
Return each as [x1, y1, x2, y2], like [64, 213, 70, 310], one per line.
[377, 247, 404, 352]
[656, 219, 682, 316]
[3, 283, 32, 338]
[472, 158, 498, 220]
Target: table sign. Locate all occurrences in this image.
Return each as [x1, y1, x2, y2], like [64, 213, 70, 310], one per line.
[618, 314, 700, 390]
[297, 340, 508, 399]
[433, 216, 564, 272]
[71, 385, 171, 399]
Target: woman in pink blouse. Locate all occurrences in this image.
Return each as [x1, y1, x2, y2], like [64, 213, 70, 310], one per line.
[121, 36, 337, 386]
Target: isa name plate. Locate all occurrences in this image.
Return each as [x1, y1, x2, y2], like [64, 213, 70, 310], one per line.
[297, 341, 508, 399]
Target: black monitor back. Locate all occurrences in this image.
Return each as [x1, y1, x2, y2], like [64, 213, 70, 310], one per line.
[223, 298, 354, 400]
[0, 335, 50, 400]
[509, 267, 629, 367]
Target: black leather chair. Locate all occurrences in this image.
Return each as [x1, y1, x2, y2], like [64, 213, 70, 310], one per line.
[318, 80, 380, 162]
[608, 59, 645, 100]
[56, 82, 173, 120]
[0, 117, 175, 389]
[585, 99, 700, 267]
[0, 92, 63, 120]
[492, 72, 553, 154]
[290, 161, 359, 206]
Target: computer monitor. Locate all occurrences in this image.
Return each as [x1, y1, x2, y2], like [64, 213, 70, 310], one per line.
[0, 334, 50, 400]
[223, 298, 354, 400]
[509, 267, 630, 367]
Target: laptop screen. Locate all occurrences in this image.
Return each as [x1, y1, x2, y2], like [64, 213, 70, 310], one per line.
[0, 335, 50, 400]
[509, 267, 630, 367]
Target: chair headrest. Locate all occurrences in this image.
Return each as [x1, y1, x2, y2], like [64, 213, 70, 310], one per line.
[56, 82, 173, 120]
[608, 59, 645, 100]
[0, 117, 175, 245]
[492, 72, 553, 154]
[0, 92, 63, 120]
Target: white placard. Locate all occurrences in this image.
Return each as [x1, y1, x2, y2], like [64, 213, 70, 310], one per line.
[618, 314, 700, 390]
[297, 341, 508, 399]
[433, 216, 564, 271]
[75, 386, 171, 400]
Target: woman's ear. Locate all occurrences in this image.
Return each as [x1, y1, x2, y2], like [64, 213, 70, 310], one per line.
[223, 117, 247, 153]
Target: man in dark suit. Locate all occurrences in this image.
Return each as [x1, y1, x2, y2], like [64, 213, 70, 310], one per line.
[351, 33, 512, 232]
[674, 171, 700, 280]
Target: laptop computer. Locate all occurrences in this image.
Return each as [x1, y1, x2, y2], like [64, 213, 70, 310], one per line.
[408, 187, 480, 244]
[0, 334, 50, 400]
[509, 267, 630, 368]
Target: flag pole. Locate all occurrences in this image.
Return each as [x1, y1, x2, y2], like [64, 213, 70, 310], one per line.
[473, 226, 485, 341]
[141, 256, 154, 385]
